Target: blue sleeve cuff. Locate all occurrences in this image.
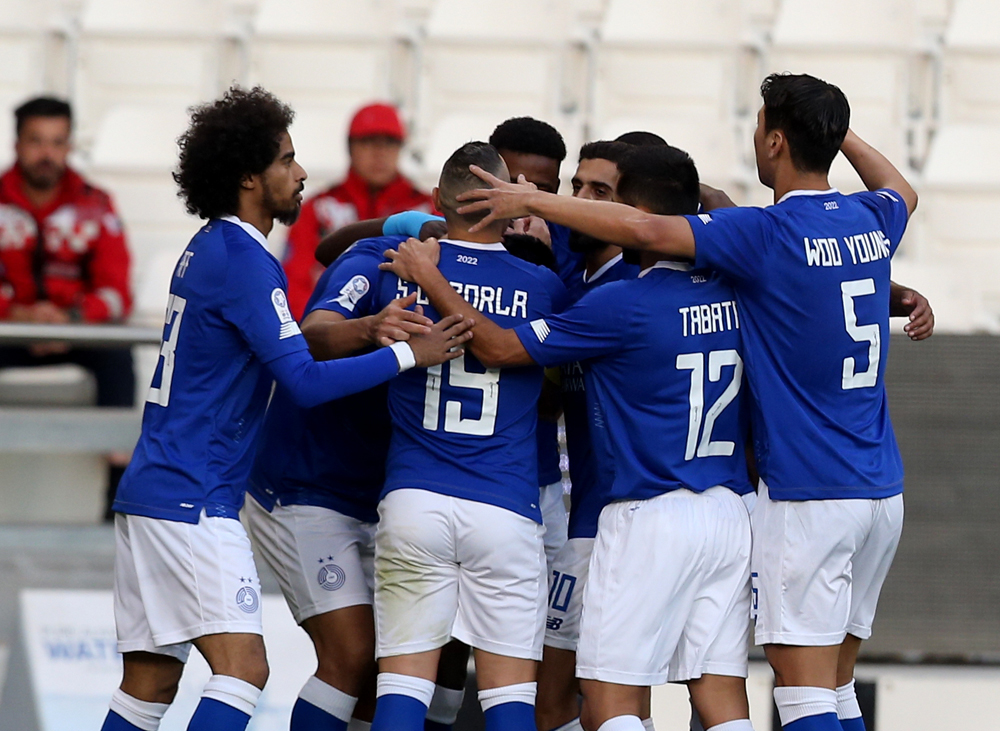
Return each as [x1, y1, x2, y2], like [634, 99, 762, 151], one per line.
[383, 211, 445, 238]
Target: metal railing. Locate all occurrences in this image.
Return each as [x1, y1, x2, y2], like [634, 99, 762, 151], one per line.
[0, 322, 162, 348]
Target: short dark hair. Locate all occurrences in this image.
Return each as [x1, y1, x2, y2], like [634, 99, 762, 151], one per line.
[489, 117, 566, 162]
[616, 145, 700, 216]
[502, 233, 557, 271]
[615, 130, 667, 147]
[174, 86, 294, 220]
[579, 140, 631, 166]
[760, 72, 850, 174]
[437, 141, 507, 224]
[15, 96, 72, 135]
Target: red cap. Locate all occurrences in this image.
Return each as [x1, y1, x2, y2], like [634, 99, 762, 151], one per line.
[349, 103, 406, 141]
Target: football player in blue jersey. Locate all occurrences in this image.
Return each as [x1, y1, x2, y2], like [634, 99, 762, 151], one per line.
[99, 87, 473, 731]
[341, 142, 567, 731]
[537, 139, 640, 731]
[456, 72, 920, 731]
[382, 143, 758, 731]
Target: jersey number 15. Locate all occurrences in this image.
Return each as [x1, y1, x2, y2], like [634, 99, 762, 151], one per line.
[422, 354, 501, 436]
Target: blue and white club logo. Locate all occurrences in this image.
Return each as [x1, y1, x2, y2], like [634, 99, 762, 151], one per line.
[236, 586, 259, 614]
[318, 562, 346, 591]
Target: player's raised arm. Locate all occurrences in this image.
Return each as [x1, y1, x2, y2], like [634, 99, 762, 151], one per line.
[380, 237, 534, 368]
[841, 129, 918, 216]
[456, 166, 697, 259]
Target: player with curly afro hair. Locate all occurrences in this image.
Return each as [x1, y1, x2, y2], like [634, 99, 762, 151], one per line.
[174, 85, 303, 226]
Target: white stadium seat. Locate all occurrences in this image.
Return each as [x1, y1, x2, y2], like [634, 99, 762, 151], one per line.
[768, 0, 921, 187]
[0, 0, 54, 168]
[87, 103, 201, 323]
[249, 0, 399, 113]
[417, 0, 575, 145]
[942, 0, 1000, 124]
[75, 0, 227, 141]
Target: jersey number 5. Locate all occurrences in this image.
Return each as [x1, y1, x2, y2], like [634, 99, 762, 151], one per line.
[676, 349, 743, 461]
[841, 278, 880, 390]
[422, 354, 501, 436]
[146, 294, 187, 407]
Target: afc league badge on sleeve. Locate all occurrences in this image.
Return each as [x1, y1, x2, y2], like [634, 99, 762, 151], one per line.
[271, 288, 302, 340]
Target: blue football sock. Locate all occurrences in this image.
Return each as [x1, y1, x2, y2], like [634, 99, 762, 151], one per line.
[371, 694, 429, 731]
[483, 701, 536, 731]
[291, 697, 349, 731]
[101, 711, 142, 731]
[783, 713, 842, 731]
[186, 697, 251, 731]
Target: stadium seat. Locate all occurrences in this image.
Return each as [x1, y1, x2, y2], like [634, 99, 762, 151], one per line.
[921, 123, 1000, 250]
[416, 0, 576, 147]
[0, 0, 55, 169]
[593, 0, 748, 125]
[768, 0, 921, 186]
[74, 0, 228, 142]
[595, 116, 744, 190]
[248, 0, 400, 114]
[942, 0, 1000, 124]
[86, 103, 201, 323]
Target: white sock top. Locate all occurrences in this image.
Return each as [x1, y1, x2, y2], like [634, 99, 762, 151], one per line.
[109, 689, 170, 731]
[298, 675, 359, 722]
[773, 686, 838, 727]
[201, 674, 262, 718]
[376, 672, 436, 708]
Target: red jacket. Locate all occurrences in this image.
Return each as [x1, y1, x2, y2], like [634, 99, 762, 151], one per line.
[283, 167, 432, 320]
[0, 165, 132, 322]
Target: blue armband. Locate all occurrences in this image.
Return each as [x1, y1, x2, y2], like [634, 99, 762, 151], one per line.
[383, 211, 444, 238]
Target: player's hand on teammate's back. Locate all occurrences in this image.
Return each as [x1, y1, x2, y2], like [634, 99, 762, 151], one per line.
[457, 167, 538, 232]
[371, 292, 434, 347]
[900, 289, 935, 340]
[380, 237, 441, 284]
[407, 313, 475, 368]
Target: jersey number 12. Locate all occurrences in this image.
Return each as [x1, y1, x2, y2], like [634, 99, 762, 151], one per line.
[676, 349, 743, 461]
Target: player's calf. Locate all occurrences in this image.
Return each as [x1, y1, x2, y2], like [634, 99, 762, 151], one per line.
[536, 646, 580, 731]
[101, 653, 182, 731]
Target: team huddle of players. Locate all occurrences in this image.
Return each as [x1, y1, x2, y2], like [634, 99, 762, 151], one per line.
[100, 72, 927, 731]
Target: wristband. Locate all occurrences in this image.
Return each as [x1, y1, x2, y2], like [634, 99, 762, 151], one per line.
[383, 211, 444, 238]
[388, 341, 417, 372]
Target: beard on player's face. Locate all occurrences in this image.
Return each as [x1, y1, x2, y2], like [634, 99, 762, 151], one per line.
[568, 228, 611, 255]
[262, 178, 303, 226]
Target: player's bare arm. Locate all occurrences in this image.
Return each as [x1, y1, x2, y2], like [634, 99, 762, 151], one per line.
[316, 218, 449, 267]
[315, 217, 388, 266]
[456, 165, 697, 259]
[380, 237, 533, 368]
[301, 292, 434, 360]
[840, 129, 918, 216]
[889, 281, 935, 341]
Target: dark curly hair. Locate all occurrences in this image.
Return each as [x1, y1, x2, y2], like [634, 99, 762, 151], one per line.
[174, 86, 295, 220]
[488, 117, 566, 162]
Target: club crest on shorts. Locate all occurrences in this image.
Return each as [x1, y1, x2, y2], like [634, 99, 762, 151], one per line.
[271, 288, 300, 340]
[317, 558, 347, 591]
[236, 585, 260, 613]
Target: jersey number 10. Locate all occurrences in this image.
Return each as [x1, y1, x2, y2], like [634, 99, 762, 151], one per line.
[422, 354, 501, 436]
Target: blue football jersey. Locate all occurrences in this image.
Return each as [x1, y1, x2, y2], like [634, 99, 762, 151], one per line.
[114, 218, 312, 522]
[246, 238, 406, 523]
[688, 188, 908, 500]
[560, 254, 639, 538]
[517, 262, 752, 505]
[550, 222, 585, 290]
[376, 238, 568, 522]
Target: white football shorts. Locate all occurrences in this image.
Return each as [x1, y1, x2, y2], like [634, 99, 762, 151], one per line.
[113, 511, 263, 662]
[577, 487, 752, 686]
[374, 488, 547, 661]
[243, 494, 376, 625]
[751, 481, 904, 646]
[540, 481, 569, 572]
[544, 537, 594, 652]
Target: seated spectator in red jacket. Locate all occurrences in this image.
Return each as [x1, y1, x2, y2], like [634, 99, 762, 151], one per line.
[0, 96, 134, 521]
[282, 102, 432, 319]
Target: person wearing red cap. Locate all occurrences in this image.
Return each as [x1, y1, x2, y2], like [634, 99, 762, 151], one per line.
[282, 102, 432, 320]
